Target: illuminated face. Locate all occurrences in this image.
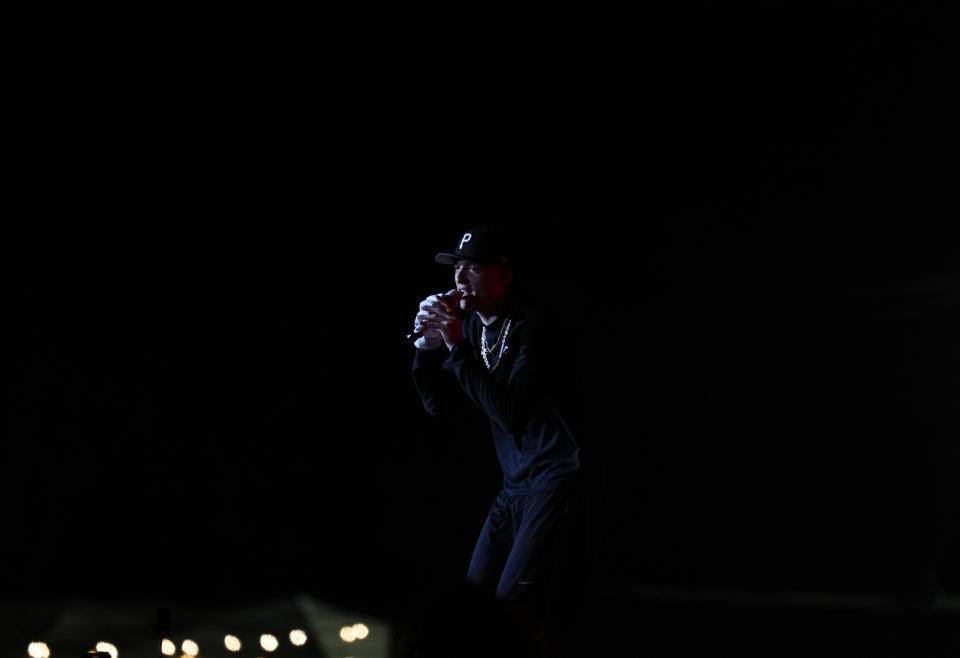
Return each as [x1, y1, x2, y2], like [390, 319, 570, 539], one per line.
[453, 259, 512, 315]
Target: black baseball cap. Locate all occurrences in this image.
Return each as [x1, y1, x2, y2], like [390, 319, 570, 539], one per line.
[434, 226, 512, 267]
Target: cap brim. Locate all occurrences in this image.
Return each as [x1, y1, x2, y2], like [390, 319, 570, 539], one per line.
[434, 252, 459, 265]
[435, 252, 510, 266]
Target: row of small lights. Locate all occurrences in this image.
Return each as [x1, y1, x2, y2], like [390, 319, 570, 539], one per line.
[27, 624, 370, 657]
[161, 630, 310, 655]
[29, 643, 119, 658]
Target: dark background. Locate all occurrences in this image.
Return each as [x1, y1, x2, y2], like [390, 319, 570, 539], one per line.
[3, 1, 957, 628]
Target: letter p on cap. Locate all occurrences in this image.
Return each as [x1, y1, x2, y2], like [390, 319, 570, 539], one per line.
[458, 232, 472, 250]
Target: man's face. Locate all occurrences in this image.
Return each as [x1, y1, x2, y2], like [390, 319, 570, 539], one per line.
[453, 260, 511, 314]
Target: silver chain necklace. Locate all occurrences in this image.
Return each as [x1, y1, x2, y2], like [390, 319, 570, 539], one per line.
[481, 319, 512, 372]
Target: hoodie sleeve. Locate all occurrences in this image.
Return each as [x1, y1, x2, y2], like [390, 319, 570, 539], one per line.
[411, 345, 469, 416]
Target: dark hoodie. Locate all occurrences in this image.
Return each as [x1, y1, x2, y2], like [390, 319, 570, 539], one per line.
[412, 296, 582, 495]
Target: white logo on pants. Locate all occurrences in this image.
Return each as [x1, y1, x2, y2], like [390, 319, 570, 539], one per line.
[458, 232, 472, 250]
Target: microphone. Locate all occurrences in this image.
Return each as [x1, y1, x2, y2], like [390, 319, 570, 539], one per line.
[407, 289, 463, 343]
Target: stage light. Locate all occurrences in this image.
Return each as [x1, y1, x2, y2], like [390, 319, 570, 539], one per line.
[339, 626, 357, 642]
[28, 642, 50, 658]
[224, 634, 242, 652]
[181, 639, 199, 656]
[352, 623, 369, 639]
[260, 634, 279, 652]
[161, 638, 176, 655]
[289, 629, 308, 646]
[96, 642, 118, 658]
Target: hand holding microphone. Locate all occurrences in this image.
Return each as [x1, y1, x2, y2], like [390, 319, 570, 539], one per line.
[409, 289, 464, 349]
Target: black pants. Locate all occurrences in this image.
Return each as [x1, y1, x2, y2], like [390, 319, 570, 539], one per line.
[466, 478, 595, 654]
